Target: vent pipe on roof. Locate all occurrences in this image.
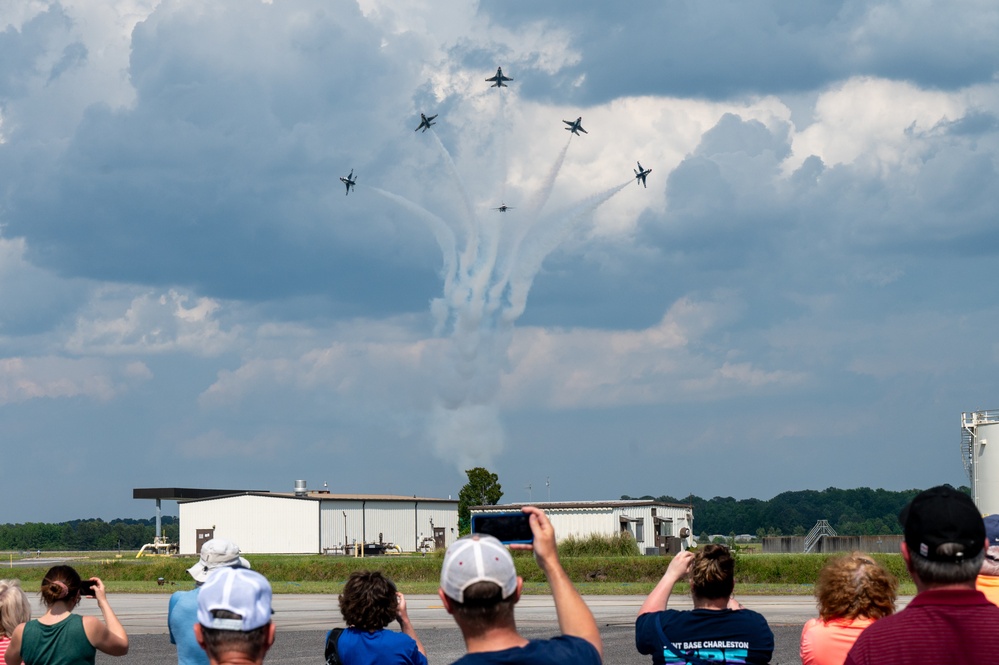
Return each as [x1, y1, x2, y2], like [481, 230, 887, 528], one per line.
[294, 479, 307, 496]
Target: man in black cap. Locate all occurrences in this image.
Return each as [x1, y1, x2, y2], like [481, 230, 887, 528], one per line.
[846, 485, 999, 664]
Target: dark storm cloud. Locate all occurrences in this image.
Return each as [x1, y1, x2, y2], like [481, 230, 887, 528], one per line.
[3, 0, 442, 314]
[478, 0, 999, 102]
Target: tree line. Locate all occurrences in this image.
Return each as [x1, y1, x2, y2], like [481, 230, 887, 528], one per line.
[620, 486, 961, 537]
[0, 517, 178, 551]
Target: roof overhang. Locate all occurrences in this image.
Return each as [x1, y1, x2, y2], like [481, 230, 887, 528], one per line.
[132, 488, 265, 501]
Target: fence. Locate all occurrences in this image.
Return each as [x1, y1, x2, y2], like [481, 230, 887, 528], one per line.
[762, 535, 903, 554]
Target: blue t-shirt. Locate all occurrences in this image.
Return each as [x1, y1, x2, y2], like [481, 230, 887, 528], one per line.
[333, 627, 428, 665]
[636, 608, 773, 664]
[169, 588, 209, 665]
[450, 635, 600, 665]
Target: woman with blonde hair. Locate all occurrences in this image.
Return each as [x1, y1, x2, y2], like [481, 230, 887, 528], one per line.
[800, 552, 897, 665]
[637, 545, 774, 664]
[1, 579, 32, 663]
[3, 565, 128, 665]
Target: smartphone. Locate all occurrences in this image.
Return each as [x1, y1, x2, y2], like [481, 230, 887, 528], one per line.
[471, 512, 533, 544]
[79, 580, 96, 598]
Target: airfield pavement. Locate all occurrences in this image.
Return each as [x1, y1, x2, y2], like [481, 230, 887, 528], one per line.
[68, 592, 914, 665]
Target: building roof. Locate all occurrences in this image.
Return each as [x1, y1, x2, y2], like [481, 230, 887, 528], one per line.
[176, 490, 457, 505]
[133, 487, 265, 501]
[472, 500, 692, 510]
[134, 487, 456, 504]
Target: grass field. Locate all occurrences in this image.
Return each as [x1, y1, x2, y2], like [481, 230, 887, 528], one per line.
[1, 550, 917, 596]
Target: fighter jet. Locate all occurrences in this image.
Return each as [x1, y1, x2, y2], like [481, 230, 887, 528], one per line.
[563, 117, 587, 136]
[492, 204, 514, 212]
[339, 169, 356, 195]
[486, 67, 513, 88]
[415, 113, 437, 133]
[634, 161, 652, 188]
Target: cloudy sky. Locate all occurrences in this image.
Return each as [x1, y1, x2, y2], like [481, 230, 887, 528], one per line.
[2, 0, 998, 523]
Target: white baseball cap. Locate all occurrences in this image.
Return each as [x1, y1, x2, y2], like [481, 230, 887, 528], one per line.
[440, 534, 518, 603]
[197, 567, 273, 632]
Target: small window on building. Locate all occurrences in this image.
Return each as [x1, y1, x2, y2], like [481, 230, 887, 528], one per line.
[635, 518, 644, 542]
[658, 519, 673, 538]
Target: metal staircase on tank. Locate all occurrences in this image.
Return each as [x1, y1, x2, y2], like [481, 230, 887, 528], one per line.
[962, 409, 999, 484]
[804, 520, 837, 553]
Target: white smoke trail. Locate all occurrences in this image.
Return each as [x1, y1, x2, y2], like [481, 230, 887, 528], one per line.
[526, 138, 571, 218]
[498, 89, 508, 204]
[503, 180, 632, 322]
[429, 129, 479, 279]
[388, 110, 635, 472]
[486, 138, 572, 310]
[367, 186, 459, 301]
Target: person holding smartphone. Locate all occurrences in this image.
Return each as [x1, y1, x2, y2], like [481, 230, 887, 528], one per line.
[326, 570, 427, 665]
[438, 505, 602, 664]
[3, 565, 128, 665]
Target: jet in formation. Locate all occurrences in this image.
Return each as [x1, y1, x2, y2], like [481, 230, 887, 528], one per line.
[486, 67, 513, 88]
[563, 117, 587, 136]
[634, 162, 652, 188]
[493, 204, 514, 212]
[340, 169, 356, 195]
[415, 113, 437, 133]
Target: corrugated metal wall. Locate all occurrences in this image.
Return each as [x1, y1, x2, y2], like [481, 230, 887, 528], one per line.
[179, 495, 320, 554]
[472, 503, 693, 554]
[318, 500, 458, 553]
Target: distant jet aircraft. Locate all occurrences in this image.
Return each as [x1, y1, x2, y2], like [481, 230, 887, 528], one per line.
[634, 161, 652, 188]
[492, 204, 514, 212]
[340, 169, 356, 195]
[563, 117, 587, 136]
[486, 67, 513, 87]
[415, 113, 437, 133]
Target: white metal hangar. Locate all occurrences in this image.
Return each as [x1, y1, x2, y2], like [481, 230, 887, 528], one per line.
[136, 483, 458, 555]
[470, 500, 694, 554]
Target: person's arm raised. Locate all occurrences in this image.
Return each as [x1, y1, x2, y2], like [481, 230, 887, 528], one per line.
[82, 578, 129, 656]
[511, 506, 602, 658]
[396, 592, 428, 659]
[638, 550, 693, 616]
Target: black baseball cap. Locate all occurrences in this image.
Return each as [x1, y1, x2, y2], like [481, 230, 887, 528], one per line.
[899, 485, 985, 562]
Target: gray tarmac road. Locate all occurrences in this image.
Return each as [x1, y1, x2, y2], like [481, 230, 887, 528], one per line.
[96, 624, 806, 665]
[76, 593, 869, 665]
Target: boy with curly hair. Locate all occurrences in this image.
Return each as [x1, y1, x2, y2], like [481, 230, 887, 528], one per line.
[329, 570, 427, 665]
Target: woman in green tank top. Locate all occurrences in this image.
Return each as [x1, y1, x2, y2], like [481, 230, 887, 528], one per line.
[3, 565, 129, 665]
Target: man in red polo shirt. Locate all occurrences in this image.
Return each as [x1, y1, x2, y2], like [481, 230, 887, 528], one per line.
[846, 485, 999, 665]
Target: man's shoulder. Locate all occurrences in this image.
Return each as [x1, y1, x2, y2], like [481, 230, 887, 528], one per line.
[453, 635, 599, 665]
[853, 589, 999, 641]
[169, 588, 199, 612]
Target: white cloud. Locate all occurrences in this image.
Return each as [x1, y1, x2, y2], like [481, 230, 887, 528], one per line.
[786, 77, 968, 173]
[67, 288, 238, 355]
[0, 355, 145, 404]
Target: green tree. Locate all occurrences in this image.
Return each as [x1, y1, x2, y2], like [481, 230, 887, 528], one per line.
[458, 467, 503, 535]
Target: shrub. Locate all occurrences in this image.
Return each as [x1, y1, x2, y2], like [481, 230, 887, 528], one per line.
[558, 533, 641, 557]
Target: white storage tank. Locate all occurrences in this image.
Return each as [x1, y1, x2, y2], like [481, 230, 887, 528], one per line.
[961, 409, 999, 515]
